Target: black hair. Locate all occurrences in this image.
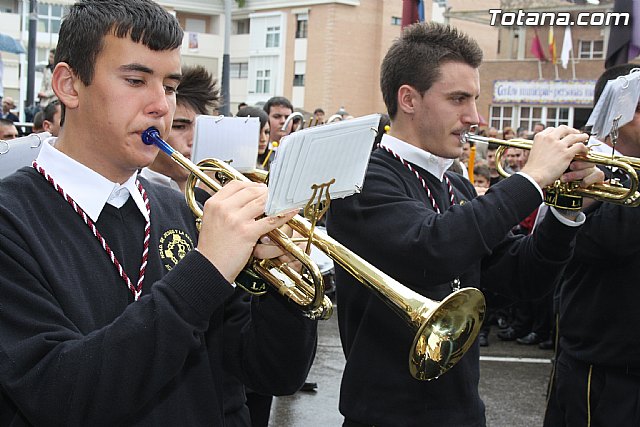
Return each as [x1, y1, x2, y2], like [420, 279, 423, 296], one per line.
[263, 96, 293, 115]
[236, 106, 269, 130]
[177, 65, 220, 115]
[380, 22, 482, 119]
[56, 0, 183, 86]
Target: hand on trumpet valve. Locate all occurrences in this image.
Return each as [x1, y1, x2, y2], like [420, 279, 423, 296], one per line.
[253, 227, 305, 274]
[521, 125, 592, 188]
[196, 180, 297, 283]
[561, 160, 605, 189]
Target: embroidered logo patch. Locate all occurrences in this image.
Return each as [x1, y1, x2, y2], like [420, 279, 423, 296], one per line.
[159, 229, 194, 271]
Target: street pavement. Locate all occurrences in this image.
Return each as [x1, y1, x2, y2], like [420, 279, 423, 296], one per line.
[269, 306, 555, 427]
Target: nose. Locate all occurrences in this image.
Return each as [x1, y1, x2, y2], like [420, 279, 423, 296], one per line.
[462, 103, 480, 127]
[145, 83, 171, 118]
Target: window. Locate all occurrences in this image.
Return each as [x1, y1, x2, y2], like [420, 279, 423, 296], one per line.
[266, 26, 280, 48]
[185, 18, 206, 34]
[492, 105, 572, 132]
[519, 106, 543, 131]
[38, 3, 65, 34]
[230, 62, 248, 79]
[233, 18, 250, 35]
[578, 40, 604, 59]
[296, 14, 308, 39]
[545, 107, 570, 128]
[293, 74, 305, 87]
[489, 106, 514, 130]
[391, 16, 402, 26]
[256, 69, 271, 94]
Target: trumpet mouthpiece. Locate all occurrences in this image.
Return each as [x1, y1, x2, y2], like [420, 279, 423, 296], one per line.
[141, 127, 161, 145]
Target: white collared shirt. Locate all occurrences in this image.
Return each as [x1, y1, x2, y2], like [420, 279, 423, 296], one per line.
[35, 137, 150, 222]
[139, 167, 181, 192]
[380, 134, 454, 182]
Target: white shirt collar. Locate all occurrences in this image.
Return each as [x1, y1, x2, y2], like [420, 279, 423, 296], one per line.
[139, 167, 181, 192]
[380, 134, 454, 181]
[35, 137, 150, 222]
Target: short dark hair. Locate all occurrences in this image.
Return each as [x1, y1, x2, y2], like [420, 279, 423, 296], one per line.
[313, 108, 324, 115]
[176, 65, 220, 115]
[43, 101, 60, 123]
[594, 63, 640, 105]
[380, 22, 483, 119]
[236, 106, 269, 130]
[33, 111, 44, 131]
[473, 164, 491, 180]
[263, 96, 293, 115]
[56, 0, 183, 87]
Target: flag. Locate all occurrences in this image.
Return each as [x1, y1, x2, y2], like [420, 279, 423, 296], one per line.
[401, 0, 425, 29]
[606, 0, 633, 68]
[531, 30, 547, 61]
[548, 27, 557, 64]
[561, 26, 572, 69]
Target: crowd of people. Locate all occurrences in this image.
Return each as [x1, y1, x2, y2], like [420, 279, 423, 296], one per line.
[0, 1, 638, 426]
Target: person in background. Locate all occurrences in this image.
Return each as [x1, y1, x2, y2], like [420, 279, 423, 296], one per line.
[327, 21, 602, 427]
[236, 106, 270, 169]
[502, 126, 516, 140]
[263, 96, 293, 147]
[31, 111, 45, 133]
[38, 48, 57, 109]
[0, 1, 317, 425]
[42, 100, 62, 137]
[141, 65, 218, 193]
[313, 107, 325, 125]
[544, 62, 640, 427]
[473, 163, 491, 196]
[1, 97, 19, 122]
[0, 118, 18, 140]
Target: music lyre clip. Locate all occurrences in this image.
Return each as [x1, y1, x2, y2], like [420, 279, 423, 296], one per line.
[302, 178, 336, 255]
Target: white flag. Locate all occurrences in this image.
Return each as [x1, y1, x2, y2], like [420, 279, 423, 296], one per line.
[561, 26, 572, 69]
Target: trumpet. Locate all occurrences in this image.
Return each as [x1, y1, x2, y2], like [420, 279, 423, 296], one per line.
[462, 132, 640, 208]
[236, 171, 485, 382]
[142, 127, 486, 381]
[141, 128, 333, 321]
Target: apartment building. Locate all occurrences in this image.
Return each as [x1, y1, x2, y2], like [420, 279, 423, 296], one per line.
[0, 0, 403, 118]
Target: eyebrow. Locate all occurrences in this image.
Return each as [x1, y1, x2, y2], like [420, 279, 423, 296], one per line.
[118, 63, 182, 83]
[173, 118, 193, 124]
[448, 90, 479, 100]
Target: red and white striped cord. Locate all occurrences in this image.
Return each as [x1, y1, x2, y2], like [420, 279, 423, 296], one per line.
[33, 161, 151, 301]
[378, 144, 455, 213]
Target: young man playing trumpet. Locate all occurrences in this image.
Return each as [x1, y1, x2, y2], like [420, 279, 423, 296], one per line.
[327, 22, 603, 427]
[0, 1, 317, 425]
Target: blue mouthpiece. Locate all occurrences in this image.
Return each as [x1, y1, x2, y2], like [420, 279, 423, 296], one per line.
[141, 127, 175, 156]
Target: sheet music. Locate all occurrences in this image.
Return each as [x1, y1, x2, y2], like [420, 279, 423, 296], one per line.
[0, 132, 50, 179]
[193, 115, 259, 172]
[587, 68, 640, 140]
[265, 114, 380, 215]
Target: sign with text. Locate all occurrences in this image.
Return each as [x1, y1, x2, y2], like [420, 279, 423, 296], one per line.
[492, 80, 596, 105]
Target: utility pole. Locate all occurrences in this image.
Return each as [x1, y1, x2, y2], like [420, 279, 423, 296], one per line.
[26, 0, 37, 111]
[220, 0, 232, 116]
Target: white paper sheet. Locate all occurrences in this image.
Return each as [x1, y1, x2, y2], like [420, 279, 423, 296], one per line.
[0, 132, 50, 179]
[265, 114, 380, 215]
[193, 115, 260, 172]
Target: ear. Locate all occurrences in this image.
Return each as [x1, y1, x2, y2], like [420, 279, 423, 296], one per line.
[397, 84, 418, 115]
[51, 63, 80, 110]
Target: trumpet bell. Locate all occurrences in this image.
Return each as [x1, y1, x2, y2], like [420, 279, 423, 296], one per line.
[411, 288, 486, 380]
